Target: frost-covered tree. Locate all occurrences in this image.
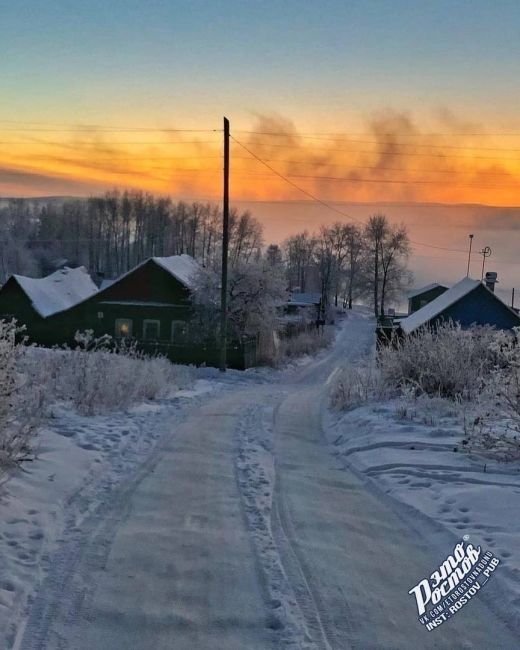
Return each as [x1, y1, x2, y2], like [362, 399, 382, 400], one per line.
[192, 258, 286, 361]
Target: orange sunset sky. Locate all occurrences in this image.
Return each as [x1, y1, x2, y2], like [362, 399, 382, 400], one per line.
[2, 1, 520, 299]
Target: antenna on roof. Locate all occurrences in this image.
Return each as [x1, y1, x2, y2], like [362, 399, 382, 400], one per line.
[479, 246, 491, 280]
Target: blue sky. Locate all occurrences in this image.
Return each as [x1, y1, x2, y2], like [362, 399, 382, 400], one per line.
[1, 1, 520, 292]
[2, 0, 520, 127]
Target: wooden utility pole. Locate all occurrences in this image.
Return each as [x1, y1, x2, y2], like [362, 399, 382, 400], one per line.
[219, 117, 230, 372]
[466, 234, 473, 277]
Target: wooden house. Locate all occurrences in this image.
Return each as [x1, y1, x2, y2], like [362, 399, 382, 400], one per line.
[407, 283, 448, 314]
[0, 266, 98, 345]
[61, 255, 200, 345]
[0, 255, 257, 369]
[398, 277, 520, 335]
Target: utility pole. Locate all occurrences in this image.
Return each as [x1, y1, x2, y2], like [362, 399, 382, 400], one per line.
[219, 117, 230, 372]
[466, 234, 473, 277]
[512, 287, 515, 310]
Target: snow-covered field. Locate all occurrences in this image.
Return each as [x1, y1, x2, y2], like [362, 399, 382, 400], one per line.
[325, 397, 520, 629]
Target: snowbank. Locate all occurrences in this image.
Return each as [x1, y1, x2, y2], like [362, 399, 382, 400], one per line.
[325, 399, 520, 628]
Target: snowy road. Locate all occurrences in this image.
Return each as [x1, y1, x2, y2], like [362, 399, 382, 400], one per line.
[19, 314, 519, 649]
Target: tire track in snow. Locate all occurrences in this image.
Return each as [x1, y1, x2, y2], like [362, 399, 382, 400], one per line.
[271, 393, 358, 650]
[235, 400, 320, 650]
[271, 482, 337, 650]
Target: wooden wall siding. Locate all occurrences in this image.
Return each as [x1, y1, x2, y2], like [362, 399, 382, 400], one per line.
[75, 303, 192, 342]
[0, 278, 39, 324]
[436, 283, 520, 330]
[408, 285, 448, 314]
[96, 260, 191, 305]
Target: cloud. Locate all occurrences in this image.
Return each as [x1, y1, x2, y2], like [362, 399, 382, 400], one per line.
[1, 110, 519, 208]
[0, 165, 106, 196]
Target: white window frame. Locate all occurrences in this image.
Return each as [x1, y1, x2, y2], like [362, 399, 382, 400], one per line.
[115, 318, 132, 338]
[171, 320, 188, 344]
[143, 319, 161, 340]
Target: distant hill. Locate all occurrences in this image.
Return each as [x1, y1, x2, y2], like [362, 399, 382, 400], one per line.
[0, 196, 78, 206]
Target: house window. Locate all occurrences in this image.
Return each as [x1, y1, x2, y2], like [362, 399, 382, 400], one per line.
[171, 320, 188, 344]
[143, 319, 161, 340]
[115, 318, 132, 338]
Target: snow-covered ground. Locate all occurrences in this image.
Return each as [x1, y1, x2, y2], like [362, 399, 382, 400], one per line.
[3, 310, 519, 649]
[325, 396, 520, 630]
[0, 374, 235, 649]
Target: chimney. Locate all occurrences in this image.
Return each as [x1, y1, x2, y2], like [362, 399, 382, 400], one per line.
[485, 271, 498, 292]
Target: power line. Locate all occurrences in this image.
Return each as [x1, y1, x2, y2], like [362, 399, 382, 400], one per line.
[412, 253, 520, 267]
[3, 121, 520, 137]
[4, 150, 517, 179]
[231, 140, 520, 161]
[235, 129, 520, 138]
[230, 135, 475, 255]
[0, 127, 221, 133]
[266, 173, 520, 190]
[0, 140, 222, 146]
[236, 157, 516, 178]
[2, 155, 223, 163]
[250, 144, 520, 161]
[238, 131, 520, 150]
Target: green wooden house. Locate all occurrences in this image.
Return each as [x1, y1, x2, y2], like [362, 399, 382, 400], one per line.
[0, 255, 256, 369]
[62, 255, 199, 345]
[0, 266, 99, 345]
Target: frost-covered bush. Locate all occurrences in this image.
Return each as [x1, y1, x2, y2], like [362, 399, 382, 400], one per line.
[485, 328, 520, 436]
[329, 356, 386, 410]
[377, 322, 498, 400]
[330, 321, 520, 457]
[330, 322, 502, 411]
[278, 327, 334, 362]
[0, 320, 41, 463]
[22, 331, 193, 417]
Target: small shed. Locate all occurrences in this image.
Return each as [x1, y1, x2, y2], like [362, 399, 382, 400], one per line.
[286, 292, 321, 315]
[407, 282, 448, 314]
[398, 277, 520, 334]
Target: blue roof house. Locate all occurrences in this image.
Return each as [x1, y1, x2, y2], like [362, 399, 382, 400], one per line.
[398, 277, 520, 334]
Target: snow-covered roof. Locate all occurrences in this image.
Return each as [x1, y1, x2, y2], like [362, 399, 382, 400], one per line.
[289, 292, 321, 305]
[152, 254, 200, 289]
[99, 278, 115, 291]
[399, 277, 481, 334]
[14, 267, 98, 318]
[407, 282, 447, 299]
[93, 254, 200, 300]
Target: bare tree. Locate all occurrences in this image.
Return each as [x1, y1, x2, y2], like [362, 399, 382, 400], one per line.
[343, 224, 365, 309]
[364, 214, 412, 317]
[379, 224, 411, 316]
[364, 214, 388, 317]
[283, 231, 316, 291]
